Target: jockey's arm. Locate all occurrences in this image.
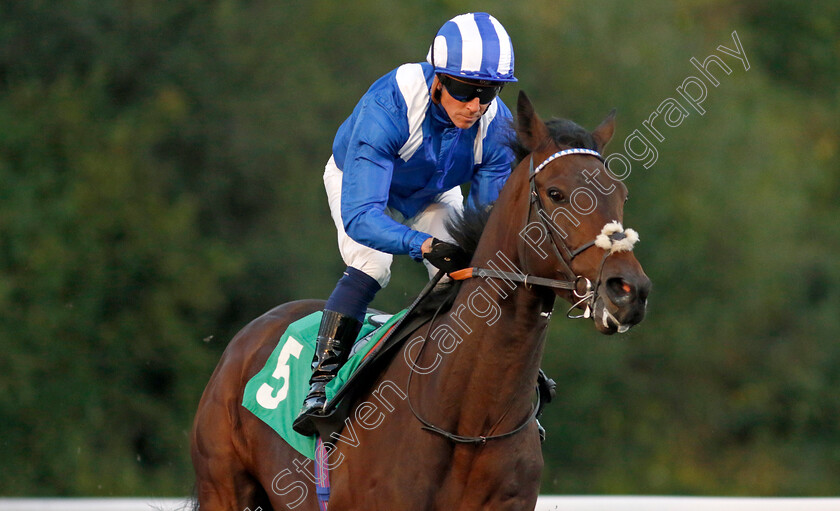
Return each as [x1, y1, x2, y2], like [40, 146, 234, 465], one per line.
[339, 105, 431, 261]
[341, 159, 431, 261]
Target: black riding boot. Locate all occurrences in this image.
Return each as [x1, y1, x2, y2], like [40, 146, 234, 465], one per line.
[292, 310, 361, 436]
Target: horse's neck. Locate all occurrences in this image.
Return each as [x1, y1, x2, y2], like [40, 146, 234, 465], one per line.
[420, 273, 551, 436]
[449, 273, 552, 368]
[418, 175, 555, 431]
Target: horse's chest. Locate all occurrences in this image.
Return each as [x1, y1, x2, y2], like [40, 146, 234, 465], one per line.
[331, 444, 541, 510]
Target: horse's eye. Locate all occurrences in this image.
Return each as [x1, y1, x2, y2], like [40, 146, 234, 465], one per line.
[547, 187, 566, 203]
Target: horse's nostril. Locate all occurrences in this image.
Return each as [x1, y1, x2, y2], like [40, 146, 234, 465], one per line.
[607, 276, 651, 305]
[606, 278, 633, 303]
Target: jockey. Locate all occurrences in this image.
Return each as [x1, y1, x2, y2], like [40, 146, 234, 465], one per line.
[294, 12, 518, 436]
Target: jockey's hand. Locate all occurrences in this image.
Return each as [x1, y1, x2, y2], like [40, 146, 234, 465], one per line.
[422, 238, 471, 273]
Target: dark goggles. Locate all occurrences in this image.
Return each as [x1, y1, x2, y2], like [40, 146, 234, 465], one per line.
[438, 74, 502, 104]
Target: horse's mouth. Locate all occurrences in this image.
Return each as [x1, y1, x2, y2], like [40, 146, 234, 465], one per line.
[592, 296, 643, 335]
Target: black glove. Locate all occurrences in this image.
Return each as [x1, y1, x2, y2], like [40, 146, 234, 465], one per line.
[422, 238, 471, 273]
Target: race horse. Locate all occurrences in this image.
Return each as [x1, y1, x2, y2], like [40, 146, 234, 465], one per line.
[191, 91, 651, 510]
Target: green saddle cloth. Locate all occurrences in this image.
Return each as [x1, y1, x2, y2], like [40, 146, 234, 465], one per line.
[241, 309, 407, 460]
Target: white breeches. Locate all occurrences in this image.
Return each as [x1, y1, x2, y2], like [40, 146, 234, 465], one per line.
[323, 156, 463, 288]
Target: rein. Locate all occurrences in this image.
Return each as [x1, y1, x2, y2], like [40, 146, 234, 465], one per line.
[404, 295, 546, 445]
[406, 148, 639, 446]
[449, 267, 577, 291]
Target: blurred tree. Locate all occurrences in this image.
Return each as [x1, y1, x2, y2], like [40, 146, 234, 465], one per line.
[0, 8, 239, 494]
[740, 0, 840, 96]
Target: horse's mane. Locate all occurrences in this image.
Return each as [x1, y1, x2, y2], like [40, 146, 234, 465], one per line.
[413, 117, 595, 315]
[413, 205, 493, 316]
[510, 117, 599, 164]
[446, 204, 491, 257]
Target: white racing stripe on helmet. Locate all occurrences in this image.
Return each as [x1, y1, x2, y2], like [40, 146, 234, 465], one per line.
[488, 16, 512, 76]
[428, 35, 448, 69]
[453, 14, 482, 73]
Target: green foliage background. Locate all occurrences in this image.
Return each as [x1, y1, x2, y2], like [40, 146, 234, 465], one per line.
[1, 0, 837, 497]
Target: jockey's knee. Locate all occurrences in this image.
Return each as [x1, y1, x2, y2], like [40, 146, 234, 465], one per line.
[353, 262, 391, 288]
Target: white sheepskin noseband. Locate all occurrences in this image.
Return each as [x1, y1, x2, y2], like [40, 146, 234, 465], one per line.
[595, 221, 639, 254]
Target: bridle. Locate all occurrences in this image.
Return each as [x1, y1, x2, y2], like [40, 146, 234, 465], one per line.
[412, 148, 640, 445]
[452, 147, 639, 321]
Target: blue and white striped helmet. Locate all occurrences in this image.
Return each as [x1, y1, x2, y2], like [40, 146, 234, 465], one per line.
[426, 12, 517, 83]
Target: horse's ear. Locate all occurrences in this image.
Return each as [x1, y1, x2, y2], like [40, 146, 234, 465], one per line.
[592, 108, 617, 151]
[516, 91, 550, 151]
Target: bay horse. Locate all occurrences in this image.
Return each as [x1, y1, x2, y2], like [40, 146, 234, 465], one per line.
[191, 91, 651, 510]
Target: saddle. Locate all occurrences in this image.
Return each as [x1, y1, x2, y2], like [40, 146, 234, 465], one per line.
[312, 282, 557, 444]
[310, 303, 440, 442]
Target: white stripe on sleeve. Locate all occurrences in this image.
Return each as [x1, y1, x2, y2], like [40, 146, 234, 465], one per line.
[396, 64, 430, 161]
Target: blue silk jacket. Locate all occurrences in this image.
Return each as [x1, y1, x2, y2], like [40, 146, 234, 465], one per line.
[332, 62, 515, 261]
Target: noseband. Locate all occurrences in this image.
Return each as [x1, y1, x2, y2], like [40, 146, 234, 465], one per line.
[451, 147, 639, 321]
